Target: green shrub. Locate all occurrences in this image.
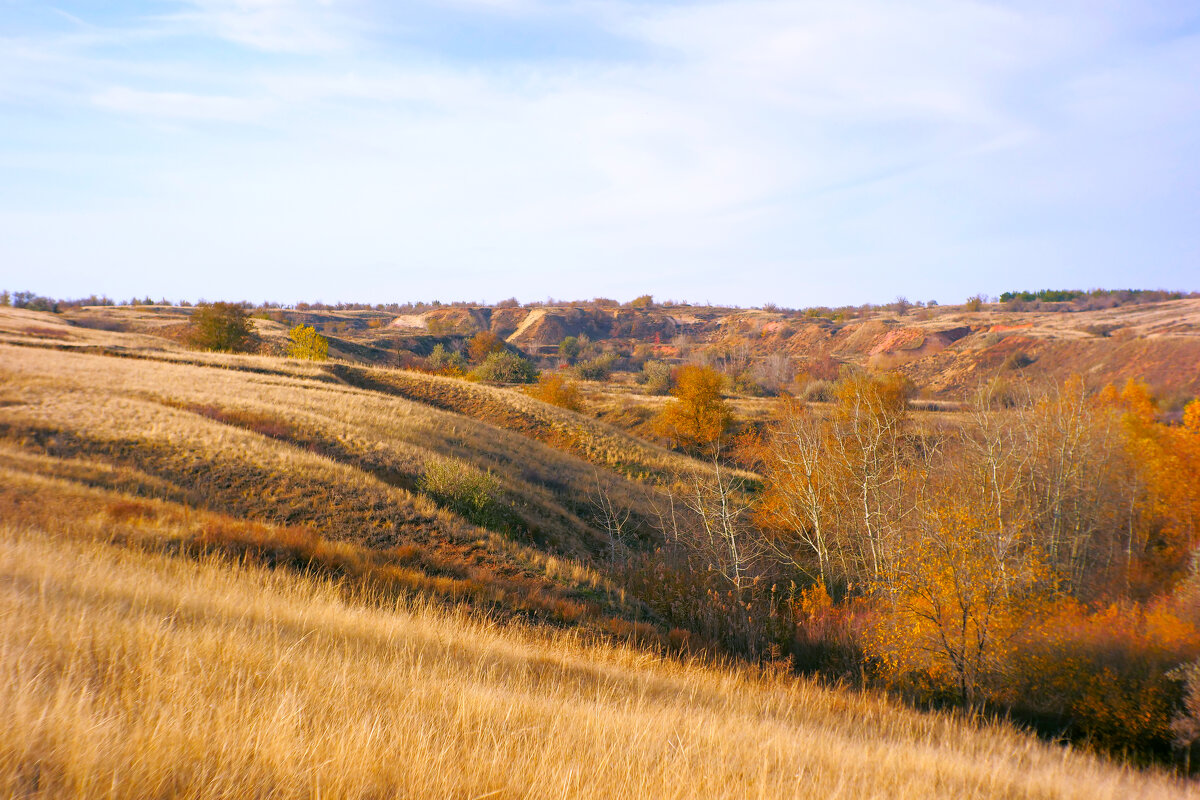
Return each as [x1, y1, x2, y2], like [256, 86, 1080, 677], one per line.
[425, 343, 467, 375]
[418, 457, 505, 529]
[558, 336, 582, 363]
[188, 302, 257, 352]
[638, 360, 673, 395]
[574, 352, 617, 381]
[471, 351, 539, 384]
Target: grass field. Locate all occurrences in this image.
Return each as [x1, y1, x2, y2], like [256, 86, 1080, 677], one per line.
[4, 522, 1193, 800]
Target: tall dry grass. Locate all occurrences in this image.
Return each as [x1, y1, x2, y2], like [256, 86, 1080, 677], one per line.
[2, 522, 1192, 800]
[0, 343, 662, 556]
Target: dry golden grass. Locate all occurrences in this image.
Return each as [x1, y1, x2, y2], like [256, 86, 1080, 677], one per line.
[0, 344, 668, 631]
[3, 522, 1193, 800]
[0, 343, 660, 554]
[331, 362, 713, 484]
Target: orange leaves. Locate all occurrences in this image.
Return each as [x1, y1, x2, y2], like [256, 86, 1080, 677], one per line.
[654, 365, 732, 452]
[525, 372, 583, 412]
[1008, 597, 1200, 754]
[466, 330, 505, 364]
[1105, 379, 1200, 587]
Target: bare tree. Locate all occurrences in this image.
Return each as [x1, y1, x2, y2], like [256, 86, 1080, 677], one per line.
[590, 470, 632, 569]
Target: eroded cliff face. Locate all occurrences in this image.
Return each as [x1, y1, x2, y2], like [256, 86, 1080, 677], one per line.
[260, 298, 1200, 399]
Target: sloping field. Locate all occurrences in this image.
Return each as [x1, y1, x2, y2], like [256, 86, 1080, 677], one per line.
[2, 523, 1192, 800]
[0, 343, 670, 630]
[328, 363, 707, 483]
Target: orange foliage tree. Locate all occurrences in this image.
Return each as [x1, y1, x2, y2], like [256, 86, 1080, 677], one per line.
[467, 330, 506, 364]
[654, 365, 732, 453]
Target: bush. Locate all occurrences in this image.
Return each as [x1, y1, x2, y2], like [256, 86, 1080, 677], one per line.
[425, 343, 466, 375]
[964, 295, 985, 312]
[1004, 600, 1200, 758]
[527, 373, 583, 411]
[629, 294, 654, 309]
[418, 456, 504, 528]
[557, 336, 582, 363]
[287, 324, 329, 360]
[471, 351, 539, 384]
[799, 379, 835, 403]
[639, 360, 673, 395]
[574, 352, 617, 381]
[188, 302, 257, 352]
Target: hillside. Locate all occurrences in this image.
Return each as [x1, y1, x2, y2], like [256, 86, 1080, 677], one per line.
[27, 296, 1200, 403]
[3, 520, 1193, 798]
[2, 301, 1199, 794]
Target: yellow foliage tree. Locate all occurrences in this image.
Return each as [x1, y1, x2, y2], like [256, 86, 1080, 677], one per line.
[287, 324, 329, 361]
[654, 365, 731, 453]
[865, 492, 1049, 706]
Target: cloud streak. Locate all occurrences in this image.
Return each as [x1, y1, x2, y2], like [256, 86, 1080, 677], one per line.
[0, 0, 1197, 304]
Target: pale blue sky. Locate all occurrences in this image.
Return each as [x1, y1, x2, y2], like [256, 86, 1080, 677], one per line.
[1, 0, 1197, 306]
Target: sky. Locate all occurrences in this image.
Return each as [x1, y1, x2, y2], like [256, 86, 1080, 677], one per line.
[0, 0, 1198, 307]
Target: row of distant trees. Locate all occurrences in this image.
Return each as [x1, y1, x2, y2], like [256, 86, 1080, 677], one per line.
[9, 288, 1193, 319]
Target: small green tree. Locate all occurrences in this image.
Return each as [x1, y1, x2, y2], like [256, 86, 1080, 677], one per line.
[0, 290, 10, 307]
[188, 302, 257, 352]
[558, 336, 582, 363]
[425, 343, 467, 375]
[287, 324, 329, 360]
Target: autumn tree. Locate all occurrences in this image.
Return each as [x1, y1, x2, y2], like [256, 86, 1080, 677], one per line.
[654, 365, 732, 453]
[865, 477, 1050, 706]
[467, 330, 505, 364]
[188, 302, 256, 352]
[287, 324, 329, 360]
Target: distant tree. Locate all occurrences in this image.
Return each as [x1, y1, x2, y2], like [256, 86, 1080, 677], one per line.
[629, 294, 654, 309]
[0, 290, 9, 307]
[425, 343, 467, 375]
[557, 336, 582, 363]
[187, 302, 257, 352]
[892, 296, 912, 316]
[287, 324, 329, 361]
[467, 330, 505, 364]
[574, 352, 617, 382]
[655, 365, 732, 452]
[471, 351, 539, 384]
[964, 295, 986, 312]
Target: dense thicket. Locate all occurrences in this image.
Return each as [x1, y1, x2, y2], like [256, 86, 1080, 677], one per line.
[625, 373, 1200, 766]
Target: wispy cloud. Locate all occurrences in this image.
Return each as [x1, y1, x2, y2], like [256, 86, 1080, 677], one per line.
[0, 0, 1197, 303]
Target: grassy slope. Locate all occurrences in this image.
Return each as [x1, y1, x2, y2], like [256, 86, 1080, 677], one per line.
[3, 523, 1192, 800]
[0, 342, 667, 630]
[2, 311, 1196, 796]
